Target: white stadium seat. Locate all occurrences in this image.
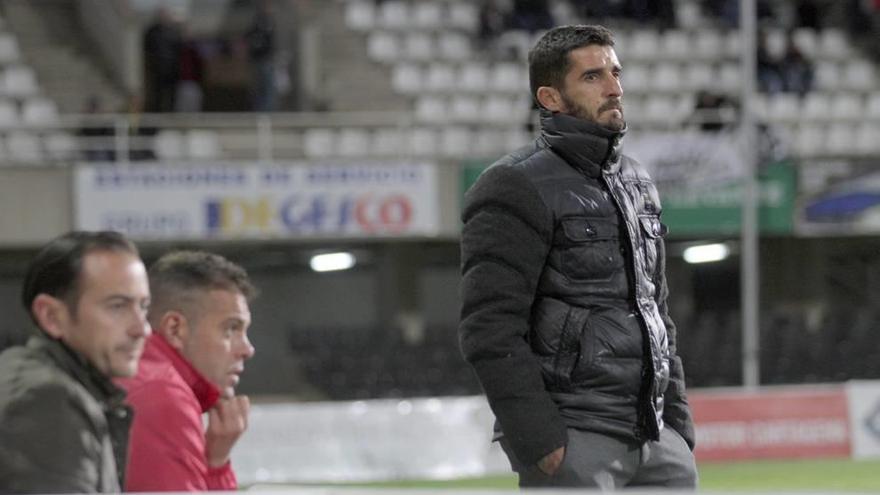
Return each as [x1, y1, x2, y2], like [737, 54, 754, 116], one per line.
[391, 64, 423, 94]
[367, 32, 399, 62]
[21, 97, 59, 126]
[345, 1, 375, 31]
[2, 65, 38, 97]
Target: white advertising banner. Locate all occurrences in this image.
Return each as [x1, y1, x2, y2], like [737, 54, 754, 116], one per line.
[233, 396, 508, 485]
[74, 162, 440, 240]
[846, 380, 880, 459]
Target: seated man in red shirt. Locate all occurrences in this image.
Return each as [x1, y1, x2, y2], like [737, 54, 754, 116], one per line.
[118, 251, 257, 491]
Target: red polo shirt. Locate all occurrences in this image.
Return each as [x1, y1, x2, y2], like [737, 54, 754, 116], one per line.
[118, 334, 237, 491]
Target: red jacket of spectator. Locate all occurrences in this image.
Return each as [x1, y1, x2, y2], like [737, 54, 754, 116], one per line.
[117, 334, 237, 491]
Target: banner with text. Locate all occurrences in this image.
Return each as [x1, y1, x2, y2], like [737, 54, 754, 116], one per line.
[75, 162, 440, 240]
[691, 387, 851, 462]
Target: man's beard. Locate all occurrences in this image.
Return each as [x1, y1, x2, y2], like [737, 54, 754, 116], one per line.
[560, 92, 626, 131]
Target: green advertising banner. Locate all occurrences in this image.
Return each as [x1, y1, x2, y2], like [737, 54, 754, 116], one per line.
[461, 161, 796, 236]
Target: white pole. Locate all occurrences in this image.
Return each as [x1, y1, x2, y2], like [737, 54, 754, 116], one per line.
[740, 0, 760, 389]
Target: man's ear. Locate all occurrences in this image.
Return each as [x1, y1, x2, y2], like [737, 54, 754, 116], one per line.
[536, 86, 564, 113]
[32, 294, 70, 339]
[156, 311, 189, 352]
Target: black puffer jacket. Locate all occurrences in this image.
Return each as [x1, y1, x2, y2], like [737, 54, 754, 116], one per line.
[459, 110, 694, 467]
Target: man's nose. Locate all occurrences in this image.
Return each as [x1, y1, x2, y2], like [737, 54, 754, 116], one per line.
[238, 335, 255, 359]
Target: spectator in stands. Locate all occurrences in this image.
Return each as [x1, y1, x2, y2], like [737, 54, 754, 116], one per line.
[143, 6, 182, 112]
[0, 231, 151, 492]
[459, 25, 696, 489]
[478, 0, 507, 52]
[508, 0, 555, 33]
[119, 251, 256, 491]
[689, 90, 734, 132]
[175, 23, 205, 112]
[757, 30, 785, 94]
[778, 31, 814, 96]
[245, 0, 277, 112]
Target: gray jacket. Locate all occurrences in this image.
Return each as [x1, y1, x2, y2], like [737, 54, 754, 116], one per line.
[0, 334, 132, 493]
[459, 110, 694, 467]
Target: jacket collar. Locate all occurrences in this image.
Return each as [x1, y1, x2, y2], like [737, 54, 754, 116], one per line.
[146, 333, 221, 412]
[539, 109, 626, 178]
[30, 332, 128, 408]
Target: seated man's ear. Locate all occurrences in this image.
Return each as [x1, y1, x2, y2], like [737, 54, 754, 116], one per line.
[157, 311, 189, 351]
[32, 294, 71, 339]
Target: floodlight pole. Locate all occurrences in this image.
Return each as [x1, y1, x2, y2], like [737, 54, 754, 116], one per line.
[740, 0, 760, 389]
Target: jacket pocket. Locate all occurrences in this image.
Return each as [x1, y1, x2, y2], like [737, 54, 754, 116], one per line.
[638, 215, 666, 276]
[557, 217, 623, 282]
[550, 307, 590, 390]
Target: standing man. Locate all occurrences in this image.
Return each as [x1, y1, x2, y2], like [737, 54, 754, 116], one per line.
[0, 231, 151, 492]
[119, 251, 256, 491]
[459, 25, 697, 489]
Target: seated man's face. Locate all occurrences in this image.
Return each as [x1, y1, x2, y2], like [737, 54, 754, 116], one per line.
[182, 289, 254, 398]
[63, 250, 152, 378]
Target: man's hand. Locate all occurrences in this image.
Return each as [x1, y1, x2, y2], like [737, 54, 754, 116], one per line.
[205, 395, 250, 468]
[536, 446, 565, 476]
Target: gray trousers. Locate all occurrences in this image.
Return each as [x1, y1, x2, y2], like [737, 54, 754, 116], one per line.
[500, 426, 698, 490]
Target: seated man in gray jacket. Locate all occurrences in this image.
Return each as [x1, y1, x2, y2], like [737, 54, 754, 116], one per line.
[0, 231, 151, 493]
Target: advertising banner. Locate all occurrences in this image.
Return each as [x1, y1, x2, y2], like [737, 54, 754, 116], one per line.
[797, 159, 880, 236]
[74, 162, 440, 240]
[691, 387, 851, 462]
[846, 381, 880, 459]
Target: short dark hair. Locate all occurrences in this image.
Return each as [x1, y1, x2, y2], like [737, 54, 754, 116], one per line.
[147, 251, 257, 326]
[528, 25, 616, 105]
[22, 231, 140, 322]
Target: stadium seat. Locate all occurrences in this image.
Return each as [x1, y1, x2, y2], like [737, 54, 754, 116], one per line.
[504, 128, 532, 150]
[491, 62, 526, 94]
[449, 95, 481, 123]
[21, 97, 59, 126]
[724, 30, 742, 58]
[643, 95, 677, 124]
[439, 126, 470, 157]
[866, 92, 880, 120]
[367, 32, 399, 63]
[717, 63, 741, 93]
[842, 60, 876, 92]
[458, 62, 490, 92]
[0, 34, 20, 65]
[855, 123, 880, 154]
[495, 30, 531, 61]
[0, 99, 17, 128]
[446, 2, 478, 32]
[683, 62, 715, 91]
[337, 128, 370, 157]
[482, 95, 516, 123]
[767, 93, 801, 123]
[623, 63, 649, 93]
[818, 28, 850, 60]
[693, 30, 723, 60]
[303, 128, 334, 158]
[829, 93, 863, 122]
[154, 129, 185, 160]
[412, 2, 442, 30]
[424, 63, 456, 92]
[653, 63, 682, 92]
[187, 130, 221, 159]
[814, 61, 839, 91]
[370, 128, 403, 157]
[826, 122, 855, 155]
[391, 64, 422, 94]
[2, 65, 38, 97]
[437, 32, 471, 61]
[404, 33, 434, 61]
[661, 30, 690, 60]
[344, 1, 375, 31]
[628, 30, 659, 61]
[791, 27, 818, 58]
[378, 1, 409, 30]
[473, 129, 503, 156]
[43, 132, 77, 161]
[801, 92, 831, 121]
[409, 127, 438, 156]
[5, 131, 42, 163]
[414, 96, 448, 123]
